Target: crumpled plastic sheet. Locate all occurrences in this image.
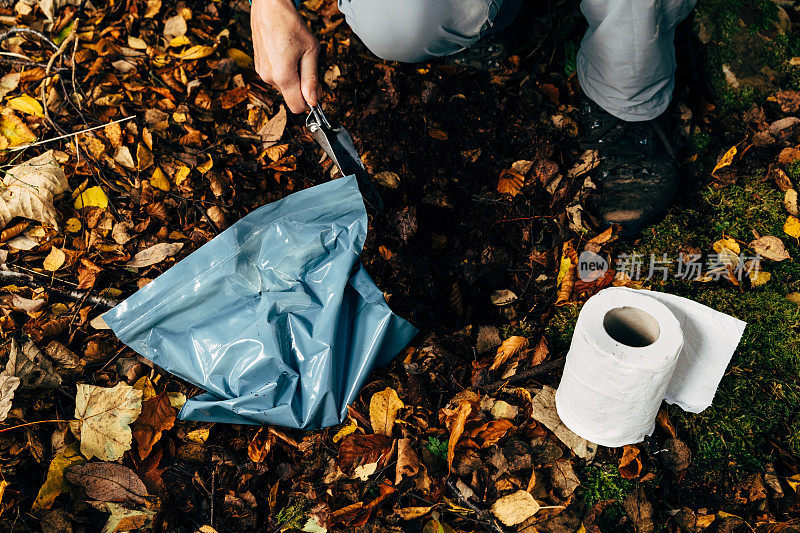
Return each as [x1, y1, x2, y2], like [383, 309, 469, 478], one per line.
[103, 175, 418, 429]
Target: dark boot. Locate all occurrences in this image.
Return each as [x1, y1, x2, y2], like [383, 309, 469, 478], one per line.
[577, 94, 679, 238]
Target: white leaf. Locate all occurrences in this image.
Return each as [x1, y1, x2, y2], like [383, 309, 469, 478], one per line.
[126, 242, 183, 268]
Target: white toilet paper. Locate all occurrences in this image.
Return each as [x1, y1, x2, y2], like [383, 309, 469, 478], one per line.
[555, 287, 746, 448]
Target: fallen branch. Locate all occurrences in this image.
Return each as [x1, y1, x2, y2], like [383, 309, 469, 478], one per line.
[485, 358, 566, 392]
[0, 267, 120, 308]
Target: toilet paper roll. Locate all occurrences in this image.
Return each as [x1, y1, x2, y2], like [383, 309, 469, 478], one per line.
[555, 287, 746, 448]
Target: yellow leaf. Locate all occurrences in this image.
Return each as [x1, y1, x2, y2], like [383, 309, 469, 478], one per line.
[227, 48, 254, 69]
[369, 387, 404, 436]
[712, 237, 740, 255]
[74, 186, 108, 210]
[491, 336, 529, 371]
[168, 35, 191, 48]
[132, 376, 156, 401]
[712, 145, 737, 174]
[175, 44, 216, 60]
[7, 95, 44, 117]
[197, 155, 213, 174]
[186, 427, 210, 444]
[174, 165, 190, 186]
[266, 143, 289, 162]
[150, 167, 170, 191]
[787, 474, 800, 491]
[333, 418, 358, 443]
[0, 110, 36, 147]
[69, 382, 142, 461]
[66, 217, 82, 233]
[43, 247, 66, 271]
[785, 215, 800, 239]
[32, 442, 86, 511]
[750, 270, 771, 287]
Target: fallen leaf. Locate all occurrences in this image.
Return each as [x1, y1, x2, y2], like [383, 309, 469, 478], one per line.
[74, 186, 109, 210]
[8, 95, 44, 117]
[567, 149, 599, 178]
[369, 387, 404, 435]
[248, 426, 275, 463]
[332, 418, 358, 443]
[337, 433, 392, 473]
[32, 442, 86, 511]
[226, 48, 254, 69]
[619, 445, 643, 479]
[70, 382, 143, 461]
[785, 215, 800, 239]
[0, 110, 36, 147]
[491, 336, 528, 371]
[0, 151, 68, 230]
[549, 459, 581, 498]
[65, 462, 149, 504]
[0, 371, 20, 423]
[43, 247, 66, 271]
[785, 189, 799, 216]
[90, 501, 155, 533]
[395, 437, 420, 484]
[6, 337, 61, 389]
[445, 401, 471, 473]
[131, 392, 175, 459]
[497, 169, 524, 196]
[490, 289, 518, 306]
[491, 490, 541, 526]
[469, 419, 514, 447]
[0, 72, 20, 99]
[258, 106, 287, 148]
[373, 171, 400, 189]
[175, 44, 216, 60]
[556, 241, 577, 305]
[396, 506, 433, 520]
[163, 14, 187, 40]
[323, 64, 341, 88]
[750, 236, 791, 261]
[132, 376, 156, 401]
[531, 386, 597, 460]
[712, 146, 737, 174]
[126, 242, 183, 268]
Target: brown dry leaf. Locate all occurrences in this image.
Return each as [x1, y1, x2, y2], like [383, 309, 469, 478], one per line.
[490, 336, 528, 371]
[531, 386, 597, 460]
[373, 171, 401, 189]
[497, 169, 525, 197]
[265, 143, 289, 162]
[369, 387, 404, 435]
[445, 400, 472, 473]
[428, 128, 448, 141]
[567, 149, 600, 178]
[396, 507, 433, 520]
[585, 226, 619, 253]
[529, 336, 549, 366]
[0, 72, 20, 99]
[0, 371, 20, 423]
[0, 150, 68, 230]
[131, 392, 176, 459]
[776, 90, 800, 113]
[126, 242, 183, 268]
[70, 382, 143, 461]
[337, 433, 392, 473]
[163, 14, 187, 40]
[619, 445, 643, 479]
[785, 189, 799, 216]
[6, 337, 61, 389]
[248, 426, 275, 463]
[258, 105, 287, 148]
[64, 462, 149, 505]
[469, 419, 513, 448]
[89, 502, 156, 533]
[395, 437, 420, 484]
[491, 490, 541, 526]
[750, 236, 791, 261]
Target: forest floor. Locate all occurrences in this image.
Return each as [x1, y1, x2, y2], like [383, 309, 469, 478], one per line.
[0, 0, 799, 532]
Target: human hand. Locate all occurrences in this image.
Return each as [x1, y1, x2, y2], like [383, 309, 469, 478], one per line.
[251, 0, 321, 113]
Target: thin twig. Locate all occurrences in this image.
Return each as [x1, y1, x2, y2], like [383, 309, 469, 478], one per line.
[485, 358, 566, 392]
[7, 116, 136, 152]
[0, 267, 121, 308]
[41, 20, 79, 131]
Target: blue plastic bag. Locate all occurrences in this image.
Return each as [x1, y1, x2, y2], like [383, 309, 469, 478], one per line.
[103, 176, 417, 429]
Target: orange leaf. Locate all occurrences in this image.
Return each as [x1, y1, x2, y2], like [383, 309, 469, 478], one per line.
[619, 444, 643, 479]
[491, 336, 529, 371]
[468, 419, 514, 448]
[446, 401, 472, 473]
[248, 426, 275, 463]
[497, 169, 525, 197]
[131, 392, 176, 459]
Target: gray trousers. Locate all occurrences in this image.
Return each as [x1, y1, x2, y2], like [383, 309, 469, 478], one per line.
[337, 0, 697, 121]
